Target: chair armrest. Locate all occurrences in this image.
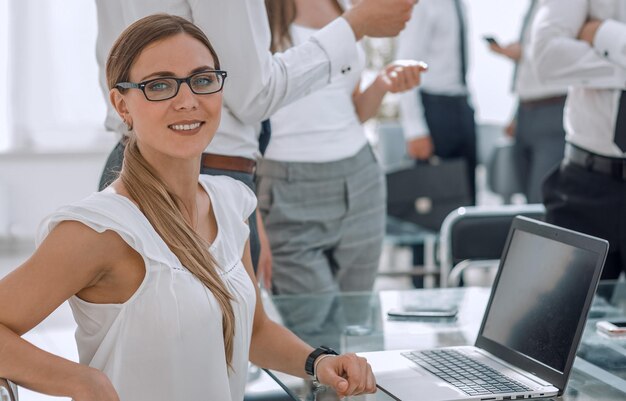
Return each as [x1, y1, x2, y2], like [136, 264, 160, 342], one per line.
[0, 378, 18, 401]
[448, 259, 500, 287]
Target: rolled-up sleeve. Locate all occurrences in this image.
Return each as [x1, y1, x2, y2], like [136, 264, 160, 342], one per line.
[530, 0, 626, 89]
[191, 0, 357, 125]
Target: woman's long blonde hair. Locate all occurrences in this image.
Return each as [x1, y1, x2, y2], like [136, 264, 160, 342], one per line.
[265, 0, 297, 53]
[265, 0, 344, 53]
[105, 14, 236, 368]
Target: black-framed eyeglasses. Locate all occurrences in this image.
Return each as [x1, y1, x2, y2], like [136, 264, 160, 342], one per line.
[115, 70, 227, 101]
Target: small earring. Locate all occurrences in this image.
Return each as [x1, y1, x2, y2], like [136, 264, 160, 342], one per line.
[125, 120, 133, 132]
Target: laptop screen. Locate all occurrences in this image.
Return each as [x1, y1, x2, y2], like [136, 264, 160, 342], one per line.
[481, 229, 599, 373]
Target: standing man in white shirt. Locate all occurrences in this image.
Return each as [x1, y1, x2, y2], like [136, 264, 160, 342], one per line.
[488, 0, 569, 204]
[94, 0, 416, 273]
[396, 0, 477, 205]
[531, 0, 626, 282]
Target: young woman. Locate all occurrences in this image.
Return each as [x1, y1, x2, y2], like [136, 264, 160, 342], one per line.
[0, 14, 375, 401]
[258, 0, 425, 293]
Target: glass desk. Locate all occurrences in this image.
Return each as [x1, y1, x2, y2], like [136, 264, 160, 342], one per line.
[257, 282, 626, 401]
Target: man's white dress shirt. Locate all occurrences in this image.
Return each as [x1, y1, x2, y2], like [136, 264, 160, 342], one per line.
[396, 0, 468, 140]
[95, 0, 358, 160]
[515, 1, 568, 101]
[531, 0, 626, 157]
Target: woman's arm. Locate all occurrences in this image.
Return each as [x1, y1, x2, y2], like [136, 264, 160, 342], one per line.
[255, 210, 273, 290]
[353, 60, 426, 123]
[243, 241, 376, 397]
[0, 221, 125, 400]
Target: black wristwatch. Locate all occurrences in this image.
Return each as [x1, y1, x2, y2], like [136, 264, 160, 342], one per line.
[305, 346, 339, 376]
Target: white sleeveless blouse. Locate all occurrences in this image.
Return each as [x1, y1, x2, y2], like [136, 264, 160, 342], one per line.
[37, 175, 257, 401]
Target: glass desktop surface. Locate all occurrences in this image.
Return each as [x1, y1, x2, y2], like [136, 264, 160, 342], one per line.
[259, 282, 626, 401]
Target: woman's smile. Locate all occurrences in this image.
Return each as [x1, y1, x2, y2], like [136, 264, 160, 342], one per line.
[168, 120, 205, 135]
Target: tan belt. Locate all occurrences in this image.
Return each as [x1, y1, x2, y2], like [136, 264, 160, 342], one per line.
[201, 153, 256, 174]
[519, 95, 567, 110]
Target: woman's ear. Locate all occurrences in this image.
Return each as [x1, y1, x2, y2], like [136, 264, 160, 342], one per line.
[110, 88, 132, 128]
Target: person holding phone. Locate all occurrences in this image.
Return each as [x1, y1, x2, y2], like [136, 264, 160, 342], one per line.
[486, 0, 568, 204]
[396, 0, 476, 287]
[396, 0, 477, 206]
[0, 14, 376, 400]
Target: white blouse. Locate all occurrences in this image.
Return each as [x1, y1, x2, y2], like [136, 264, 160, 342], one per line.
[37, 175, 258, 401]
[263, 24, 368, 163]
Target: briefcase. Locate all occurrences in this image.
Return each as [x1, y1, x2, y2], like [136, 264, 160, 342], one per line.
[386, 157, 471, 231]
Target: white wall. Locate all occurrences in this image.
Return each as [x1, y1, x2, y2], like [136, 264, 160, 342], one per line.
[6, 0, 106, 150]
[468, 0, 530, 125]
[0, 150, 111, 239]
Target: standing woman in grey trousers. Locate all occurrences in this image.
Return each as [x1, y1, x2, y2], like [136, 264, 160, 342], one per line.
[257, 0, 426, 294]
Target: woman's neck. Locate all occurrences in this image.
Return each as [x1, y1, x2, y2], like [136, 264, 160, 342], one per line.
[138, 145, 202, 209]
[293, 0, 343, 29]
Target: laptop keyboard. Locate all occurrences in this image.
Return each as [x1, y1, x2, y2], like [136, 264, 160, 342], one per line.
[402, 349, 532, 396]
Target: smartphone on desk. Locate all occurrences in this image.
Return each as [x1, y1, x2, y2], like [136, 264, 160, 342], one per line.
[596, 320, 626, 337]
[387, 307, 458, 320]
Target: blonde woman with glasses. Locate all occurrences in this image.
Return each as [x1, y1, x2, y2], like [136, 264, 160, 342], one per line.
[0, 14, 375, 401]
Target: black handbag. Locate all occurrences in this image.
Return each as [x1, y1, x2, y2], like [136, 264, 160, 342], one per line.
[386, 157, 471, 231]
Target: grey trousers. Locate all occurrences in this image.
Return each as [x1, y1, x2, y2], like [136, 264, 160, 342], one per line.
[515, 97, 566, 203]
[256, 145, 386, 294]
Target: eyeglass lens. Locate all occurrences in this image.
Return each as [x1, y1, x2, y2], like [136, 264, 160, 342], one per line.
[144, 72, 223, 101]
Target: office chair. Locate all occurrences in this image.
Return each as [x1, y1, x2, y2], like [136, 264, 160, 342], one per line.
[476, 123, 506, 166]
[438, 204, 546, 287]
[487, 138, 524, 204]
[0, 378, 18, 401]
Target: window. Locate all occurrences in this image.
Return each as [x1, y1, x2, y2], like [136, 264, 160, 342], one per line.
[0, 0, 8, 151]
[1, 0, 107, 152]
[0, 0, 529, 152]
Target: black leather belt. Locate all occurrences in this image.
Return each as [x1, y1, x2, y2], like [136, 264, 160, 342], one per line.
[564, 143, 626, 180]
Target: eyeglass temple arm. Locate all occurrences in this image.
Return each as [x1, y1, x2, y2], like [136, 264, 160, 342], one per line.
[115, 82, 139, 89]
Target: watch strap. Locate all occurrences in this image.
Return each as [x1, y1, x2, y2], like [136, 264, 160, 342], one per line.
[305, 346, 339, 376]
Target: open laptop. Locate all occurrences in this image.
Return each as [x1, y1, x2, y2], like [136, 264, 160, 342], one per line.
[363, 216, 608, 401]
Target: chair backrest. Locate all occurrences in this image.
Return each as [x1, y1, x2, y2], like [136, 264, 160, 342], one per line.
[476, 123, 506, 166]
[487, 138, 524, 202]
[375, 121, 414, 173]
[438, 204, 546, 287]
[0, 378, 18, 401]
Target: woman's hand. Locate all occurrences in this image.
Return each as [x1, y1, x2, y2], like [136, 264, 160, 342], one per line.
[315, 353, 377, 397]
[376, 60, 427, 94]
[72, 368, 120, 401]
